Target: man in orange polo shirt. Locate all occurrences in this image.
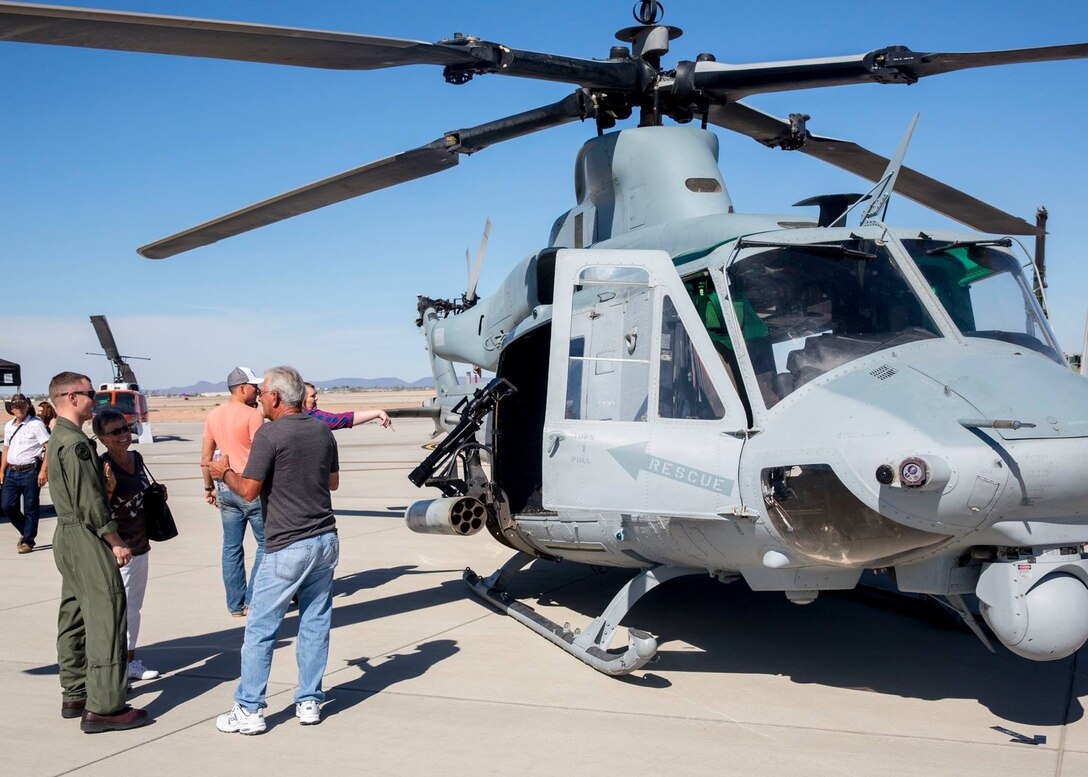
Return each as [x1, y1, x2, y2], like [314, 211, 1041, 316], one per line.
[201, 367, 265, 617]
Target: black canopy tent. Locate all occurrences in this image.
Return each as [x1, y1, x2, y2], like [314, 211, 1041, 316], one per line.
[0, 359, 21, 390]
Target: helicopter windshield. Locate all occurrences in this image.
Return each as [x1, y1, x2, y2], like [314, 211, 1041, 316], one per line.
[900, 240, 1064, 364]
[727, 239, 941, 408]
[95, 392, 135, 414]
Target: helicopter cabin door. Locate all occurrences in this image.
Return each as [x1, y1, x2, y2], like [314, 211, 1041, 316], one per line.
[542, 249, 749, 546]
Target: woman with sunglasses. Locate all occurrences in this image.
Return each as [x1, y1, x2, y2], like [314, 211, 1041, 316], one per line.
[92, 408, 162, 682]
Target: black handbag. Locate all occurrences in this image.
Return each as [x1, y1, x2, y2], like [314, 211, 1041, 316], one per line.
[140, 456, 178, 542]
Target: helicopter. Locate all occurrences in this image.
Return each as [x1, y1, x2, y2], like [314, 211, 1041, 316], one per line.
[86, 314, 154, 444]
[3, 1, 1088, 676]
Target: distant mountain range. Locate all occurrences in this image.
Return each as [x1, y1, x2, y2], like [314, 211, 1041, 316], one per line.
[152, 376, 434, 395]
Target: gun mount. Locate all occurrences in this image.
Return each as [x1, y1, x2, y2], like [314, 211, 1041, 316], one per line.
[408, 377, 516, 493]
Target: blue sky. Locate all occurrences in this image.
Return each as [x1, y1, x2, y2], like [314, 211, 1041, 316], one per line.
[2, 0, 1087, 392]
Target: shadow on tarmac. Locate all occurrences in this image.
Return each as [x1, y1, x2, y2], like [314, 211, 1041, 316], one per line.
[24, 565, 466, 718]
[334, 565, 460, 598]
[28, 546, 1078, 728]
[484, 560, 1086, 726]
[318, 639, 460, 721]
[253, 639, 460, 730]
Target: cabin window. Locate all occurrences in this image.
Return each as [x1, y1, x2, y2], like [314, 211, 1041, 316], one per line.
[566, 266, 651, 421]
[658, 296, 724, 420]
[565, 337, 585, 420]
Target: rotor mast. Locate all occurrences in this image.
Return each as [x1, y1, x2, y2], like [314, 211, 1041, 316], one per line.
[614, 0, 681, 128]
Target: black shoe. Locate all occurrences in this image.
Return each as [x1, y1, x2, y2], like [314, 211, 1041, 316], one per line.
[81, 706, 151, 733]
[61, 699, 86, 719]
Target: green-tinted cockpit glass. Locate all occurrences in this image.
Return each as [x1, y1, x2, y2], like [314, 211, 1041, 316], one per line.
[901, 240, 1063, 363]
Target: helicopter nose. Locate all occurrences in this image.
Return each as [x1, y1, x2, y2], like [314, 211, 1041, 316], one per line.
[910, 348, 1088, 442]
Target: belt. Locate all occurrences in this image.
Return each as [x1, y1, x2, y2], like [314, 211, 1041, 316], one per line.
[6, 462, 38, 472]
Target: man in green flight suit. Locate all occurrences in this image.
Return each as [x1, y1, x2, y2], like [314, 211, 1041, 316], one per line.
[47, 371, 150, 733]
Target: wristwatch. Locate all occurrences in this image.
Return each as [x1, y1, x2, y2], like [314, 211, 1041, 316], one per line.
[204, 485, 215, 492]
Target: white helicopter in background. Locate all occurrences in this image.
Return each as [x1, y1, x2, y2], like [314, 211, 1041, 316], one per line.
[3, 1, 1088, 676]
[87, 315, 155, 445]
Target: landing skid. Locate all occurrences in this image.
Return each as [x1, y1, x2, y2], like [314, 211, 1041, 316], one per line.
[464, 552, 702, 676]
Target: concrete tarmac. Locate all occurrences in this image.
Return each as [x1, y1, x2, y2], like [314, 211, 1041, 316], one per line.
[2, 419, 1086, 776]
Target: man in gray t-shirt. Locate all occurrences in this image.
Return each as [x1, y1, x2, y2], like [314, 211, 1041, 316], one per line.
[245, 412, 338, 553]
[208, 365, 340, 734]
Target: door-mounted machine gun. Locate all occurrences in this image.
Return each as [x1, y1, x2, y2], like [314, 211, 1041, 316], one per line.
[406, 378, 517, 537]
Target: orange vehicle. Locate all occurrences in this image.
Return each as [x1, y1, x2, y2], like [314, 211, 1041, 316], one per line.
[93, 384, 149, 429]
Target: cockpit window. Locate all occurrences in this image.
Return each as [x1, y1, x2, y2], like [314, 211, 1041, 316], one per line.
[95, 392, 135, 413]
[901, 240, 1063, 364]
[727, 239, 940, 408]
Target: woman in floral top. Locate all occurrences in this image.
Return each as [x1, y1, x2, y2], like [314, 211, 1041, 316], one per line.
[94, 408, 164, 682]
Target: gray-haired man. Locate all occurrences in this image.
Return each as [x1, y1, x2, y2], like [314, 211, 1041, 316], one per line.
[209, 366, 340, 734]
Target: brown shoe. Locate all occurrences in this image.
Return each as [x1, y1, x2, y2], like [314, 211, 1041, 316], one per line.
[16, 543, 32, 554]
[61, 699, 87, 719]
[80, 706, 151, 733]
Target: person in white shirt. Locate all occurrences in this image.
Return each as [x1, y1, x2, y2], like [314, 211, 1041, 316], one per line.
[1, 393, 50, 554]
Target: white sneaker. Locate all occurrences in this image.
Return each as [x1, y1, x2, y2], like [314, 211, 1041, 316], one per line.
[128, 659, 160, 680]
[295, 700, 321, 725]
[216, 704, 266, 735]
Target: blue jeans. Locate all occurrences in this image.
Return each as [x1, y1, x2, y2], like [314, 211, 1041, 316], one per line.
[235, 531, 339, 711]
[218, 487, 264, 614]
[2, 467, 41, 546]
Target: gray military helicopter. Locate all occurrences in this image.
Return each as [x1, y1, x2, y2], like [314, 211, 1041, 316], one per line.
[4, 1, 1088, 675]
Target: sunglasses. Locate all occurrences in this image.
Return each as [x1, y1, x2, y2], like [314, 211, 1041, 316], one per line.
[102, 426, 130, 436]
[68, 389, 96, 400]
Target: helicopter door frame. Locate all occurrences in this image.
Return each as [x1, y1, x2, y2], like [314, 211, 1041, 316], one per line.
[543, 249, 748, 521]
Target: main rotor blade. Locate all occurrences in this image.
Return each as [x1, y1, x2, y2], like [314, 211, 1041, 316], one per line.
[708, 102, 1040, 235]
[139, 146, 456, 259]
[690, 42, 1088, 99]
[140, 93, 587, 259]
[0, 3, 640, 89]
[89, 314, 120, 361]
[0, 2, 467, 69]
[893, 43, 1088, 79]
